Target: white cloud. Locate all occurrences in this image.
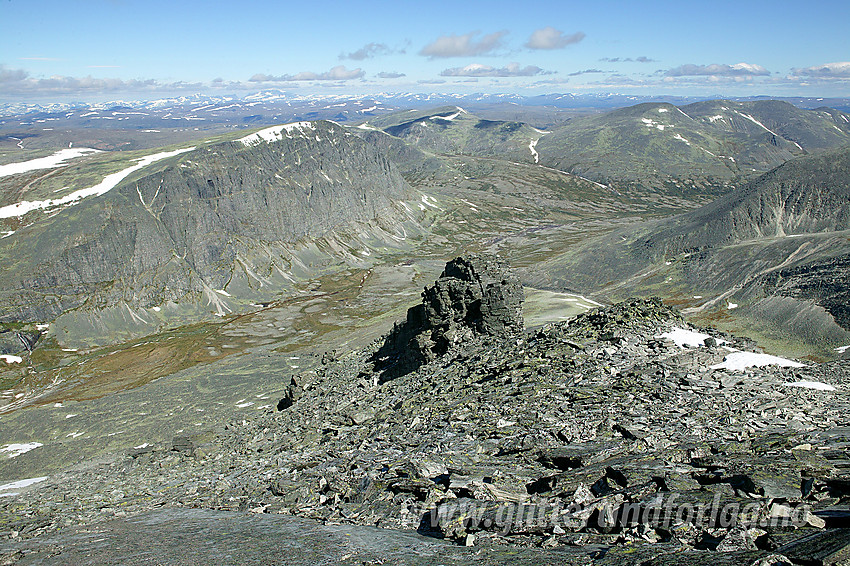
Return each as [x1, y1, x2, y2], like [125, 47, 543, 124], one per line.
[340, 43, 398, 61]
[0, 65, 201, 95]
[525, 27, 585, 50]
[440, 62, 547, 77]
[665, 63, 770, 77]
[419, 31, 507, 59]
[375, 71, 406, 79]
[600, 56, 656, 63]
[249, 65, 365, 82]
[792, 62, 850, 78]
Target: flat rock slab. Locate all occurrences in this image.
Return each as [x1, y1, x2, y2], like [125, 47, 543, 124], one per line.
[1, 508, 603, 566]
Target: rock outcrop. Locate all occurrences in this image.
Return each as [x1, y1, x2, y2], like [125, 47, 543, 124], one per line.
[372, 254, 523, 380]
[5, 294, 849, 564]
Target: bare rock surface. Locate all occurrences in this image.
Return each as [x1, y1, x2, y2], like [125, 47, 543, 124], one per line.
[1, 258, 849, 565]
[373, 254, 523, 379]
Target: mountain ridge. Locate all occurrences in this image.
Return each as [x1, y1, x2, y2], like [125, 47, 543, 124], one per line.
[0, 120, 425, 336]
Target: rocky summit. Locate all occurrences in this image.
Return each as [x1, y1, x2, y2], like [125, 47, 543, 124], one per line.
[2, 256, 849, 565]
[373, 254, 524, 380]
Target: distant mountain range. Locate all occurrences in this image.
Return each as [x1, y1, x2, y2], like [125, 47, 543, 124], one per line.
[536, 100, 850, 190]
[360, 101, 850, 197]
[3, 90, 849, 121]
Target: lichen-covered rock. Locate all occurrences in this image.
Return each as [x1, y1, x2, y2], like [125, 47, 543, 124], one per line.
[372, 254, 523, 379]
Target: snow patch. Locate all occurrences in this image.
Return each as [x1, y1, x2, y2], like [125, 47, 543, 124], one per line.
[0, 148, 100, 178]
[641, 117, 668, 131]
[673, 134, 691, 145]
[0, 476, 48, 496]
[657, 108, 669, 113]
[420, 194, 442, 210]
[1, 442, 43, 458]
[785, 381, 836, 391]
[0, 355, 22, 364]
[708, 115, 725, 122]
[238, 122, 316, 146]
[736, 111, 781, 138]
[0, 148, 194, 219]
[458, 198, 478, 211]
[528, 139, 539, 163]
[835, 345, 850, 354]
[658, 327, 726, 348]
[430, 111, 461, 122]
[710, 352, 805, 372]
[727, 302, 738, 310]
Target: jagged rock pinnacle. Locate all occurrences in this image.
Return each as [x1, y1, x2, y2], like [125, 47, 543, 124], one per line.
[372, 254, 524, 380]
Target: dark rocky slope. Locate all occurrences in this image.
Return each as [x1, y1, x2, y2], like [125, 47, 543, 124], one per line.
[0, 121, 420, 329]
[3, 257, 849, 565]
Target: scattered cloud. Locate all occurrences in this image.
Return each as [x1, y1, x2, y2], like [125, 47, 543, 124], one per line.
[249, 65, 365, 82]
[525, 27, 585, 50]
[0, 66, 29, 83]
[19, 57, 62, 62]
[664, 63, 769, 77]
[417, 79, 447, 85]
[419, 31, 507, 59]
[791, 62, 850, 78]
[375, 71, 406, 79]
[568, 68, 606, 76]
[440, 62, 548, 77]
[600, 56, 656, 63]
[340, 42, 403, 61]
[528, 77, 571, 86]
[0, 65, 202, 95]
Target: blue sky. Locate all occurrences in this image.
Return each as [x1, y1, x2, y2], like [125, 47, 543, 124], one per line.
[1, 0, 848, 100]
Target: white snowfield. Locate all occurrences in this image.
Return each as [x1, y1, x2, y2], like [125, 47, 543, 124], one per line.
[0, 147, 194, 219]
[430, 111, 461, 122]
[0, 476, 48, 497]
[710, 351, 805, 372]
[0, 147, 100, 178]
[238, 122, 316, 146]
[1, 442, 43, 458]
[528, 139, 539, 163]
[658, 327, 727, 348]
[659, 326, 808, 373]
[0, 355, 23, 364]
[785, 381, 836, 391]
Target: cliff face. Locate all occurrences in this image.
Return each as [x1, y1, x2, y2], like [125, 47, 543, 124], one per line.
[0, 121, 416, 324]
[639, 147, 850, 256]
